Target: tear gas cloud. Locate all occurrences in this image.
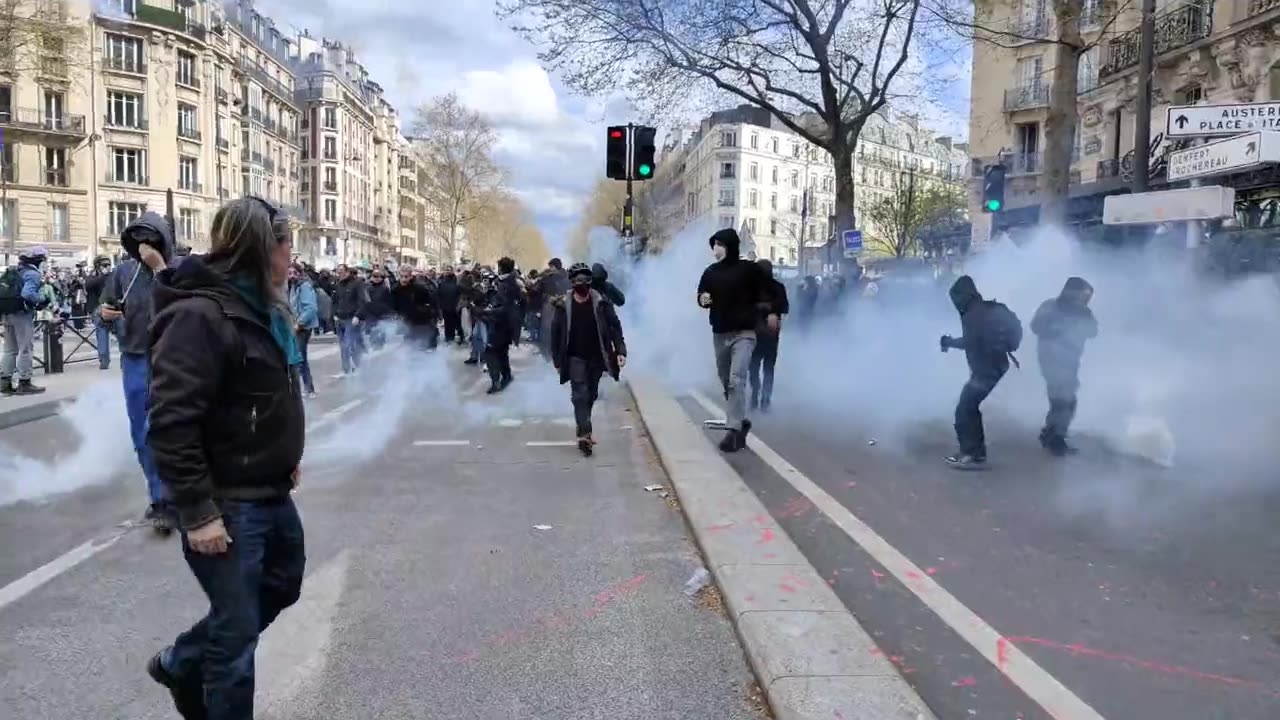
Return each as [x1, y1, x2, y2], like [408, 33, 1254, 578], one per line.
[0, 380, 135, 506]
[583, 220, 1280, 527]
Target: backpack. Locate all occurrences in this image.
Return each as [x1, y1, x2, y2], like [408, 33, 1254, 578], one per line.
[984, 300, 1023, 353]
[0, 267, 25, 315]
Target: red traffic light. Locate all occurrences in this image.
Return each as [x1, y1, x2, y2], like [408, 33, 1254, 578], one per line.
[609, 130, 624, 138]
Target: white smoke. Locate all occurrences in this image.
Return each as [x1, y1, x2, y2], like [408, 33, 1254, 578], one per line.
[0, 381, 135, 506]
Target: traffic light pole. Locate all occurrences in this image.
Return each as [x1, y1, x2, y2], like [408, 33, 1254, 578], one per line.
[622, 123, 634, 241]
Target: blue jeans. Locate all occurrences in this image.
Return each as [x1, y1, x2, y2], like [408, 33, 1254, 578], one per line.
[163, 498, 306, 720]
[469, 320, 488, 361]
[121, 352, 163, 505]
[336, 318, 362, 373]
[94, 312, 112, 369]
[295, 329, 314, 393]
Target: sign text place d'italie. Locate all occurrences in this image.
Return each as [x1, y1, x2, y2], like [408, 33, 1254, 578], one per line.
[1169, 103, 1280, 136]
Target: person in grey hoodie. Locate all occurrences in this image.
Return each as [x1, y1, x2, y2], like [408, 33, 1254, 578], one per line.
[100, 212, 175, 531]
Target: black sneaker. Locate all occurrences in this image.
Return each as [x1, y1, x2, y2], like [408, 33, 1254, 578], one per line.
[0, 378, 15, 396]
[485, 383, 502, 395]
[577, 437, 593, 456]
[16, 379, 46, 395]
[719, 429, 741, 453]
[738, 420, 753, 450]
[463, 357, 479, 365]
[147, 649, 207, 720]
[945, 454, 988, 471]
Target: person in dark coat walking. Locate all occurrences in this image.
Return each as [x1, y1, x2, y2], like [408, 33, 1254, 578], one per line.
[591, 262, 626, 306]
[392, 265, 440, 350]
[331, 264, 368, 374]
[436, 266, 464, 344]
[1030, 276, 1097, 456]
[550, 263, 627, 456]
[940, 275, 1022, 470]
[482, 257, 522, 393]
[750, 259, 789, 412]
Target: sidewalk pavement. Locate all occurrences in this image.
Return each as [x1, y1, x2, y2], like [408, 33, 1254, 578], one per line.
[629, 374, 936, 720]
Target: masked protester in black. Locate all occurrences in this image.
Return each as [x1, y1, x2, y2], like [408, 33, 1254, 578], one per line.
[1030, 277, 1097, 456]
[436, 266, 464, 344]
[483, 257, 521, 393]
[940, 275, 1022, 470]
[750, 259, 789, 412]
[392, 265, 440, 350]
[550, 263, 627, 456]
[535, 258, 570, 359]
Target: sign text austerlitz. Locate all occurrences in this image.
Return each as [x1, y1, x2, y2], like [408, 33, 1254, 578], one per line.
[1166, 102, 1280, 137]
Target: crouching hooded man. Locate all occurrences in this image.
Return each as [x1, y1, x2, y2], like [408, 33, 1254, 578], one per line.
[940, 275, 1022, 470]
[697, 228, 778, 453]
[1030, 276, 1097, 456]
[551, 263, 627, 457]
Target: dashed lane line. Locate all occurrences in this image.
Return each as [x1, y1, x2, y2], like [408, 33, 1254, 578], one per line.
[0, 531, 126, 613]
[525, 441, 577, 447]
[413, 440, 472, 447]
[689, 390, 1107, 720]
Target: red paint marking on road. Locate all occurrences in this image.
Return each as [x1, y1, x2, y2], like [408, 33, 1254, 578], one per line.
[782, 574, 807, 587]
[889, 655, 902, 665]
[780, 583, 797, 593]
[870, 647, 882, 656]
[903, 667, 917, 675]
[451, 649, 480, 664]
[1004, 636, 1280, 696]
[705, 522, 735, 532]
[762, 552, 778, 559]
[846, 481, 857, 487]
[996, 636, 1010, 672]
[744, 594, 756, 603]
[776, 496, 815, 519]
[925, 566, 939, 575]
[753, 514, 770, 525]
[905, 570, 923, 581]
[757, 528, 775, 544]
[871, 569, 886, 580]
[951, 676, 977, 687]
[827, 578, 835, 586]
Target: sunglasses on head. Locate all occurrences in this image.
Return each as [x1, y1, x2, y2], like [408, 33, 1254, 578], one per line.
[247, 196, 288, 242]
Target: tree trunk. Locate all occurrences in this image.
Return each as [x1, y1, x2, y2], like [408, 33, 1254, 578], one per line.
[830, 134, 857, 265]
[1042, 3, 1083, 227]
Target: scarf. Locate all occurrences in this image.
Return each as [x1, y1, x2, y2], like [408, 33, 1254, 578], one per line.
[228, 274, 302, 367]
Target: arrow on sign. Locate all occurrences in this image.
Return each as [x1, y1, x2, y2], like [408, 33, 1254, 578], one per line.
[1246, 141, 1257, 156]
[1175, 115, 1189, 129]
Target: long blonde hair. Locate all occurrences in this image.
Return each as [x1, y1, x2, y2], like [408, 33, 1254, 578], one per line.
[208, 197, 290, 317]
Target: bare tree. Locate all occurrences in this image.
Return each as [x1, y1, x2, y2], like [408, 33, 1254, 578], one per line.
[0, 0, 89, 79]
[497, 0, 934, 243]
[861, 168, 966, 257]
[466, 189, 551, 268]
[929, 0, 1130, 225]
[410, 93, 506, 263]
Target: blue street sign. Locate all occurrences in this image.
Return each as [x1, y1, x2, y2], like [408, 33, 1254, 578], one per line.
[842, 229, 863, 255]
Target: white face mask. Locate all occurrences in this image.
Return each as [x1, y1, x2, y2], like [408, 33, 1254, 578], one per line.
[712, 244, 727, 261]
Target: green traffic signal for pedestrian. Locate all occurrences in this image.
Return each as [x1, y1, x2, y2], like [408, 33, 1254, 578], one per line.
[638, 163, 652, 177]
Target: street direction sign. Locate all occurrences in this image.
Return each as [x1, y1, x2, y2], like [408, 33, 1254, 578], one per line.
[1166, 131, 1280, 181]
[842, 229, 863, 257]
[1103, 185, 1236, 225]
[1166, 102, 1280, 137]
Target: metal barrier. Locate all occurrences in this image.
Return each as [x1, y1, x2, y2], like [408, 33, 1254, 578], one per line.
[33, 315, 108, 374]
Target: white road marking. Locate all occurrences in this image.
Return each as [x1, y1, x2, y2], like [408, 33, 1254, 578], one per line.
[0, 532, 125, 613]
[525, 441, 577, 447]
[689, 391, 1106, 720]
[413, 440, 471, 447]
[257, 551, 349, 715]
[497, 418, 524, 427]
[551, 417, 576, 427]
[306, 398, 364, 433]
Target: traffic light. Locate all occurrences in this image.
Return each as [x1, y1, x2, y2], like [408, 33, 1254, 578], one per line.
[606, 126, 628, 180]
[632, 126, 657, 180]
[982, 164, 1006, 213]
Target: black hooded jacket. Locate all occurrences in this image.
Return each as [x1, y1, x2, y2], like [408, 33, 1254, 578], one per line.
[754, 260, 790, 336]
[436, 273, 462, 313]
[946, 275, 1011, 378]
[591, 263, 626, 306]
[148, 256, 304, 530]
[1031, 277, 1097, 388]
[366, 279, 394, 319]
[101, 212, 173, 355]
[391, 278, 438, 326]
[697, 229, 775, 333]
[332, 274, 369, 320]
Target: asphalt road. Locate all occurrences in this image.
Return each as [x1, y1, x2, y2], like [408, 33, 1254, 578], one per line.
[683, 393, 1280, 720]
[0, 340, 762, 720]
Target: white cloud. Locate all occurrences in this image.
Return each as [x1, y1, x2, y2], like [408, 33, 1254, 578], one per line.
[458, 60, 562, 128]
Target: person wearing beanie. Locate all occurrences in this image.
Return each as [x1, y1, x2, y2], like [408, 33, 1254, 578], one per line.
[1030, 276, 1097, 456]
[550, 262, 627, 456]
[0, 246, 50, 396]
[696, 227, 778, 452]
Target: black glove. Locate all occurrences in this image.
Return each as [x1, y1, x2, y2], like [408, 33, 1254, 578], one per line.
[939, 335, 952, 352]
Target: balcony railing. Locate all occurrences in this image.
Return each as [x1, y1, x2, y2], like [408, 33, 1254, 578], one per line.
[104, 115, 148, 131]
[718, 196, 736, 207]
[264, 157, 275, 173]
[176, 75, 201, 90]
[1003, 83, 1051, 111]
[263, 116, 278, 133]
[1099, 0, 1212, 78]
[178, 126, 201, 141]
[102, 56, 146, 75]
[180, 182, 204, 194]
[105, 172, 148, 186]
[46, 226, 70, 243]
[323, 181, 338, 192]
[134, 4, 206, 41]
[237, 57, 296, 107]
[719, 169, 736, 179]
[250, 107, 263, 123]
[1080, 4, 1105, 29]
[241, 148, 250, 162]
[0, 107, 87, 135]
[323, 151, 337, 161]
[216, 87, 229, 104]
[1249, 0, 1280, 14]
[1004, 152, 1041, 175]
[43, 167, 67, 187]
[1, 163, 13, 184]
[217, 137, 229, 150]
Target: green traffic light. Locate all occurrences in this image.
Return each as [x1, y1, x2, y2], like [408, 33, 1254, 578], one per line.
[985, 199, 1001, 212]
[638, 164, 652, 177]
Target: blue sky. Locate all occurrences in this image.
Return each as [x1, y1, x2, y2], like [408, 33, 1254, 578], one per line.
[257, 0, 971, 244]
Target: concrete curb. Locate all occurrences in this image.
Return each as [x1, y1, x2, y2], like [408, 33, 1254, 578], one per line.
[628, 374, 936, 720]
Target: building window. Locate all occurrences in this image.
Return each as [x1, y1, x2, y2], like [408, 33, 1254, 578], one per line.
[1077, 47, 1099, 93]
[747, 217, 757, 233]
[0, 199, 16, 240]
[792, 143, 800, 158]
[718, 188, 735, 207]
[49, 203, 69, 242]
[770, 192, 777, 210]
[323, 136, 336, 160]
[748, 189, 758, 208]
[176, 51, 197, 88]
[44, 147, 66, 186]
[771, 166, 778, 185]
[323, 107, 337, 129]
[790, 170, 799, 188]
[0, 142, 13, 185]
[178, 208, 199, 243]
[106, 91, 144, 128]
[769, 219, 778, 236]
[720, 130, 736, 147]
[324, 198, 337, 223]
[771, 137, 779, 153]
[790, 195, 799, 212]
[1179, 85, 1203, 105]
[178, 103, 198, 139]
[108, 201, 145, 235]
[750, 133, 758, 149]
[860, 165, 867, 183]
[109, 147, 146, 184]
[719, 161, 735, 179]
[103, 33, 144, 74]
[749, 162, 759, 181]
[179, 156, 198, 191]
[43, 90, 64, 127]
[720, 215, 734, 228]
